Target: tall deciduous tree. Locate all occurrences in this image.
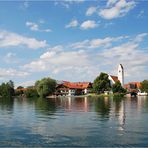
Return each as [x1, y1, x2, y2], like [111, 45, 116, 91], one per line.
[0, 80, 15, 97]
[141, 80, 148, 93]
[93, 72, 111, 94]
[35, 77, 56, 98]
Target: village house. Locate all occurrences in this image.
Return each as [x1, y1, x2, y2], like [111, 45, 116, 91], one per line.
[55, 81, 92, 96]
[124, 82, 141, 92]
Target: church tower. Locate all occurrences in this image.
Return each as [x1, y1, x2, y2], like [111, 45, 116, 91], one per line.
[118, 64, 124, 86]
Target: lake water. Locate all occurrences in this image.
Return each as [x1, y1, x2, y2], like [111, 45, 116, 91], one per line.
[0, 96, 148, 147]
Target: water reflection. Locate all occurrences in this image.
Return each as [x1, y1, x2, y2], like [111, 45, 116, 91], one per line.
[0, 97, 14, 112]
[113, 97, 126, 131]
[95, 97, 110, 118]
[0, 96, 148, 147]
[58, 97, 90, 112]
[35, 97, 58, 115]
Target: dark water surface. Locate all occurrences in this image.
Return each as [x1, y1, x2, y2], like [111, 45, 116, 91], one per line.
[0, 96, 148, 147]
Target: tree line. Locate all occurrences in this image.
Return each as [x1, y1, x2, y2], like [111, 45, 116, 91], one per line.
[0, 74, 148, 98]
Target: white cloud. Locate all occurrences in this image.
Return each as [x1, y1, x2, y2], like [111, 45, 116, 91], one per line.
[70, 36, 125, 49]
[16, 80, 35, 88]
[134, 33, 148, 42]
[40, 51, 56, 59]
[107, 0, 118, 7]
[65, 19, 78, 28]
[80, 20, 98, 30]
[100, 33, 148, 80]
[26, 22, 39, 31]
[86, 7, 97, 16]
[23, 48, 89, 72]
[23, 33, 148, 82]
[99, 0, 136, 19]
[0, 30, 47, 49]
[0, 68, 29, 78]
[23, 47, 97, 81]
[26, 21, 52, 32]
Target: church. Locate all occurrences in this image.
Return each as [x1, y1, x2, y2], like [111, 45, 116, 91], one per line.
[108, 64, 124, 87]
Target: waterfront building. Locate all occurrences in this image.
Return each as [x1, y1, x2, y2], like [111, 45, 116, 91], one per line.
[55, 81, 92, 96]
[108, 64, 124, 86]
[124, 82, 141, 92]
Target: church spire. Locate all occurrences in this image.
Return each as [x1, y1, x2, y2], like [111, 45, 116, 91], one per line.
[118, 64, 124, 86]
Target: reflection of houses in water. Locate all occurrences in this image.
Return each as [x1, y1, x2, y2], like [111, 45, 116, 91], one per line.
[112, 98, 126, 130]
[118, 100, 126, 130]
[63, 97, 89, 112]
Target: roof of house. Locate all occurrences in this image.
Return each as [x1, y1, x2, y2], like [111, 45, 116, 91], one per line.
[57, 81, 92, 89]
[110, 75, 119, 82]
[16, 88, 28, 91]
[125, 82, 142, 88]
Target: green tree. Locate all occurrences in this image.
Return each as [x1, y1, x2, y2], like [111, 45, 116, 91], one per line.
[0, 80, 15, 97]
[112, 81, 126, 93]
[17, 86, 24, 89]
[24, 88, 38, 98]
[141, 80, 148, 93]
[35, 77, 56, 98]
[93, 72, 111, 94]
[7, 80, 15, 96]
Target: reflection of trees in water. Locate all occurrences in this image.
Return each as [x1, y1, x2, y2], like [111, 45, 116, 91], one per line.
[0, 97, 14, 112]
[35, 97, 59, 115]
[95, 97, 110, 117]
[113, 96, 124, 113]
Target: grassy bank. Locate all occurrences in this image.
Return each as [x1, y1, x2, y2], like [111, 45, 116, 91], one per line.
[88, 93, 125, 98]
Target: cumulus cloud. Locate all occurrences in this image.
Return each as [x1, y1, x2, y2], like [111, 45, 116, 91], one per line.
[99, 0, 136, 19]
[23, 33, 148, 82]
[24, 48, 89, 72]
[107, 0, 118, 7]
[0, 68, 29, 78]
[26, 21, 52, 32]
[86, 6, 97, 16]
[80, 20, 98, 30]
[0, 30, 47, 49]
[100, 33, 148, 80]
[65, 19, 78, 28]
[70, 36, 125, 49]
[23, 47, 97, 81]
[16, 80, 35, 88]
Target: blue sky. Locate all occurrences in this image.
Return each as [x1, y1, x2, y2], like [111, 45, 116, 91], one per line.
[0, 0, 148, 87]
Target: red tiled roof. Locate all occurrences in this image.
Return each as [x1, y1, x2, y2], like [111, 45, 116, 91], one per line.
[125, 82, 142, 88]
[16, 88, 28, 91]
[57, 81, 91, 89]
[110, 75, 119, 82]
